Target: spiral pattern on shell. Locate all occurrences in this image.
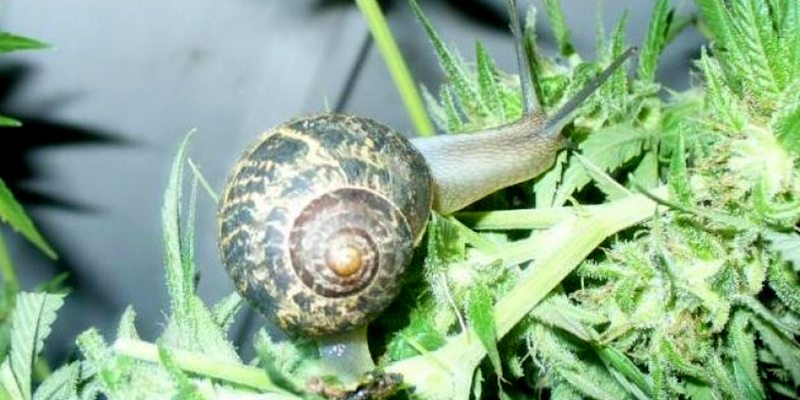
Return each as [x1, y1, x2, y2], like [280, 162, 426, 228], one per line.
[218, 114, 432, 336]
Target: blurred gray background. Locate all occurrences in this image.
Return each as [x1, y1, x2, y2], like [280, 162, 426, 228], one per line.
[1, 0, 703, 359]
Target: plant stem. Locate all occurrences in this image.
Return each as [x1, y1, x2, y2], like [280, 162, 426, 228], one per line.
[386, 188, 667, 399]
[355, 0, 435, 136]
[113, 338, 296, 396]
[456, 206, 583, 231]
[0, 230, 18, 292]
[316, 325, 375, 384]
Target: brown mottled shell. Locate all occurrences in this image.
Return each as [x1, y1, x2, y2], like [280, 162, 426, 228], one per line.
[218, 114, 432, 336]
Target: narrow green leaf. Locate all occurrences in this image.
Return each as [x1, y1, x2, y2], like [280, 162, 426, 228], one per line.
[554, 124, 647, 206]
[630, 149, 659, 189]
[534, 151, 567, 208]
[530, 294, 602, 342]
[728, 312, 765, 399]
[0, 231, 18, 293]
[638, 0, 670, 82]
[595, 345, 653, 398]
[475, 41, 504, 120]
[664, 13, 694, 45]
[738, 295, 796, 337]
[669, 131, 693, 206]
[542, 0, 575, 56]
[0, 177, 56, 259]
[695, 0, 734, 44]
[387, 311, 447, 360]
[751, 317, 800, 386]
[116, 306, 139, 341]
[607, 11, 630, 115]
[730, 0, 780, 99]
[180, 177, 198, 299]
[156, 344, 204, 400]
[698, 48, 746, 130]
[0, 33, 47, 54]
[32, 362, 79, 400]
[211, 292, 242, 333]
[440, 85, 463, 132]
[706, 350, 738, 399]
[614, 276, 641, 314]
[557, 367, 620, 400]
[649, 353, 666, 400]
[574, 153, 630, 201]
[467, 283, 502, 379]
[409, 0, 485, 117]
[685, 380, 716, 400]
[76, 329, 117, 394]
[752, 176, 800, 225]
[785, 2, 800, 79]
[767, 261, 800, 314]
[9, 292, 64, 400]
[659, 339, 707, 380]
[768, 381, 800, 399]
[772, 80, 800, 157]
[161, 296, 239, 362]
[162, 131, 194, 323]
[523, 6, 545, 110]
[764, 230, 800, 272]
[0, 115, 21, 128]
[471, 368, 483, 400]
[421, 85, 448, 131]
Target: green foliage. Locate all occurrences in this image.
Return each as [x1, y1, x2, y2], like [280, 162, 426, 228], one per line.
[639, 0, 670, 83]
[0, 33, 47, 54]
[542, 0, 575, 57]
[0, 30, 47, 127]
[16, 0, 800, 399]
[0, 24, 55, 378]
[466, 283, 502, 379]
[0, 292, 64, 400]
[0, 176, 56, 260]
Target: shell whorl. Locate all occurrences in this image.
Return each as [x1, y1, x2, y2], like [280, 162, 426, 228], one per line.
[218, 114, 432, 336]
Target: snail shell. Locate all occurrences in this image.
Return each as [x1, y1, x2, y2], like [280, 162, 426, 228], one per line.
[218, 114, 432, 336]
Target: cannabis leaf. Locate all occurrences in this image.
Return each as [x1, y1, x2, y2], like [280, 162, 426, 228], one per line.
[0, 292, 64, 400]
[0, 178, 56, 259]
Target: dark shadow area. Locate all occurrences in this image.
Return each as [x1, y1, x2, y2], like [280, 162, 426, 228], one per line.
[0, 63, 125, 211]
[444, 0, 509, 31]
[0, 62, 129, 359]
[312, 0, 509, 30]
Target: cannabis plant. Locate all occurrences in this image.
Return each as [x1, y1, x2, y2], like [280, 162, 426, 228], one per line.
[2, 0, 800, 399]
[0, 24, 56, 378]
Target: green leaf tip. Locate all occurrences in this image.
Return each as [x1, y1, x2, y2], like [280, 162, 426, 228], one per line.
[0, 32, 48, 54]
[0, 177, 57, 259]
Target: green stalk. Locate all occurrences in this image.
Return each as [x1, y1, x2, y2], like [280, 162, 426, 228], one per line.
[386, 188, 667, 399]
[0, 230, 18, 293]
[355, 0, 435, 136]
[456, 207, 577, 230]
[113, 339, 297, 397]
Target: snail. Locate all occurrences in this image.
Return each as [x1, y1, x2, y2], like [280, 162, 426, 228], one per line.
[217, 0, 635, 382]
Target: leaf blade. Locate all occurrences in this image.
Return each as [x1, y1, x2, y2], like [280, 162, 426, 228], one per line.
[9, 292, 65, 400]
[0, 177, 57, 259]
[638, 0, 670, 83]
[467, 283, 502, 379]
[0, 33, 48, 54]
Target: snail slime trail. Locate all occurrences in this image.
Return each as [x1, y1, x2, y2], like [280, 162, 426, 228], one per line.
[216, 0, 636, 386]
